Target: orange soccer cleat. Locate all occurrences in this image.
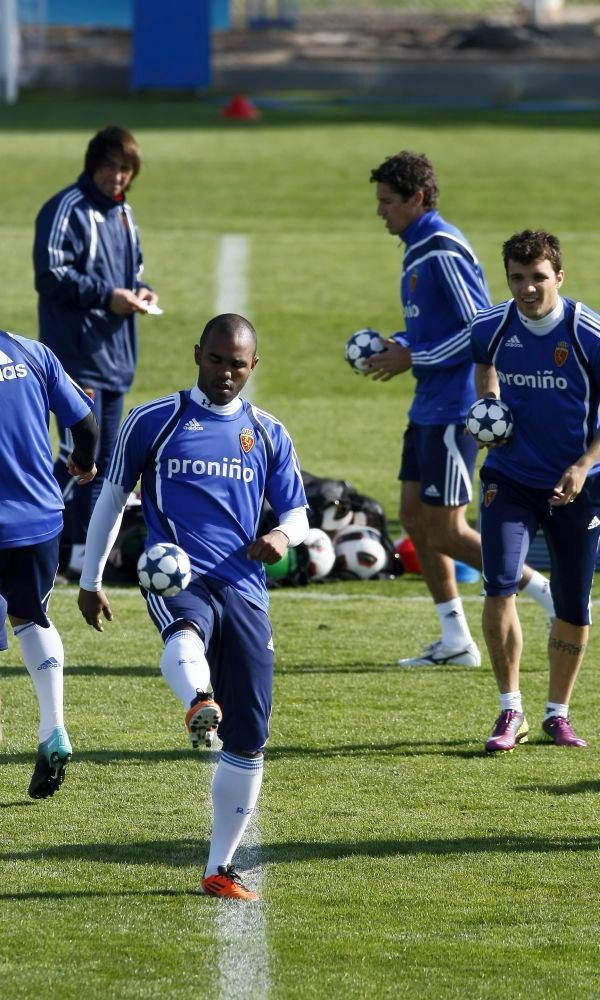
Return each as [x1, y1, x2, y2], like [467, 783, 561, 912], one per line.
[184, 690, 222, 748]
[200, 865, 260, 901]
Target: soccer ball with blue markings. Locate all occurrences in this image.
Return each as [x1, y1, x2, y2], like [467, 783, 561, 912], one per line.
[137, 542, 192, 596]
[466, 397, 514, 445]
[344, 328, 387, 374]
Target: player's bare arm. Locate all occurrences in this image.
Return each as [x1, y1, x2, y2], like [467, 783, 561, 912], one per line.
[550, 429, 600, 506]
[368, 340, 411, 381]
[78, 588, 113, 632]
[247, 529, 290, 564]
[474, 361, 500, 399]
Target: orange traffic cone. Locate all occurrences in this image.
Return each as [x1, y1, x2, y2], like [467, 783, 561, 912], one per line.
[222, 95, 261, 120]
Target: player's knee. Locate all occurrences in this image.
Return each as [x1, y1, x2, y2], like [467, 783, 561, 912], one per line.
[401, 507, 423, 540]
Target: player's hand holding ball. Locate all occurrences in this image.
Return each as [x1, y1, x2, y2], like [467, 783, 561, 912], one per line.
[466, 396, 514, 448]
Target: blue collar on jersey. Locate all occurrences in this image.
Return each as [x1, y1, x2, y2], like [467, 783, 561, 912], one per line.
[400, 209, 441, 245]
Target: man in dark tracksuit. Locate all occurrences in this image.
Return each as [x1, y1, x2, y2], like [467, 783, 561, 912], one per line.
[33, 125, 159, 578]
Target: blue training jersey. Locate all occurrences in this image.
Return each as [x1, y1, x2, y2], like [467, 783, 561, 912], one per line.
[391, 210, 491, 425]
[471, 297, 600, 489]
[0, 330, 93, 548]
[106, 387, 307, 612]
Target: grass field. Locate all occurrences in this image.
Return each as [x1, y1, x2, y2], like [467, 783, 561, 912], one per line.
[1, 95, 600, 998]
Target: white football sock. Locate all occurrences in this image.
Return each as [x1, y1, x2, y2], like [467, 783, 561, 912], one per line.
[545, 701, 569, 720]
[204, 751, 264, 876]
[14, 621, 65, 742]
[160, 629, 211, 707]
[500, 691, 523, 713]
[522, 571, 555, 617]
[435, 598, 473, 648]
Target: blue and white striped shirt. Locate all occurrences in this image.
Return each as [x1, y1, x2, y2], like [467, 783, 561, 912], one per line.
[392, 210, 491, 424]
[471, 296, 600, 488]
[106, 386, 306, 611]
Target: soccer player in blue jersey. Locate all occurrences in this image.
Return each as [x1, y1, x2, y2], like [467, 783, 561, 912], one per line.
[78, 313, 308, 900]
[367, 152, 554, 667]
[470, 229, 600, 752]
[0, 330, 98, 797]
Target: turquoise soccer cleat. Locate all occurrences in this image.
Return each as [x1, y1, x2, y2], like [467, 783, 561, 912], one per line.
[28, 727, 72, 799]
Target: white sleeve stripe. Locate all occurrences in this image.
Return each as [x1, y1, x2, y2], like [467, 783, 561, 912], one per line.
[402, 248, 465, 276]
[107, 395, 178, 485]
[250, 405, 304, 482]
[407, 230, 479, 262]
[470, 304, 508, 329]
[88, 208, 98, 264]
[411, 329, 471, 365]
[439, 254, 476, 322]
[47, 189, 83, 268]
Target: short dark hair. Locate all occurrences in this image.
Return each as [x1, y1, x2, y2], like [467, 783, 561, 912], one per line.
[199, 313, 257, 354]
[84, 125, 141, 183]
[502, 230, 563, 274]
[370, 151, 439, 209]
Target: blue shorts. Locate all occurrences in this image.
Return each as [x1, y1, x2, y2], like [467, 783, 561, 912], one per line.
[480, 469, 600, 625]
[145, 576, 274, 754]
[399, 422, 477, 507]
[0, 535, 59, 630]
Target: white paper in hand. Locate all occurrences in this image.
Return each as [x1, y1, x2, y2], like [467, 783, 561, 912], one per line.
[142, 302, 163, 315]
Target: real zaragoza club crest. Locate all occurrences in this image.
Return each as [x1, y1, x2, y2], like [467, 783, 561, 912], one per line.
[240, 427, 255, 453]
[554, 341, 569, 367]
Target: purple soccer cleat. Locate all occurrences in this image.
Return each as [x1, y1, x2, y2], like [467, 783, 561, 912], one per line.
[485, 710, 529, 754]
[541, 715, 587, 748]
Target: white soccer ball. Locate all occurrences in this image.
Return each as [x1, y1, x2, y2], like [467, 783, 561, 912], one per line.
[466, 397, 514, 445]
[137, 542, 192, 596]
[334, 525, 387, 579]
[320, 502, 354, 534]
[305, 527, 336, 580]
[344, 328, 387, 374]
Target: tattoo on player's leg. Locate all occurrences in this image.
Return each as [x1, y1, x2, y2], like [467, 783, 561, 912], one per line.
[548, 637, 587, 656]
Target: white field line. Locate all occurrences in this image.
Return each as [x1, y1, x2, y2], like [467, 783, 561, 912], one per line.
[214, 232, 269, 999]
[215, 234, 249, 316]
[216, 804, 269, 1000]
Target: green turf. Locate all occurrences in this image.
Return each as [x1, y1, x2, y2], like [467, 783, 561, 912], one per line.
[1, 95, 600, 997]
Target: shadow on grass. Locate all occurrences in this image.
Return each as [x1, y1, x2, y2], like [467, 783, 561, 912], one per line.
[3, 93, 600, 132]
[0, 888, 199, 901]
[0, 739, 484, 768]
[516, 779, 600, 796]
[2, 832, 599, 870]
[0, 748, 219, 767]
[0, 665, 156, 678]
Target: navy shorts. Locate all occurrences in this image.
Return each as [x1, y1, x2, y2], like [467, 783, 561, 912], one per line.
[480, 469, 600, 625]
[0, 535, 59, 629]
[399, 422, 478, 507]
[145, 576, 274, 754]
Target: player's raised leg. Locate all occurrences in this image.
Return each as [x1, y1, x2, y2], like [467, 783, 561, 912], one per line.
[151, 611, 222, 748]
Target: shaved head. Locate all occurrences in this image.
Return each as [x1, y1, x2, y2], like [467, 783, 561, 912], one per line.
[199, 313, 257, 354]
[195, 313, 259, 405]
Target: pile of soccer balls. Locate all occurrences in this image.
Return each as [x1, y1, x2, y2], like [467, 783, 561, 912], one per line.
[301, 523, 388, 581]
